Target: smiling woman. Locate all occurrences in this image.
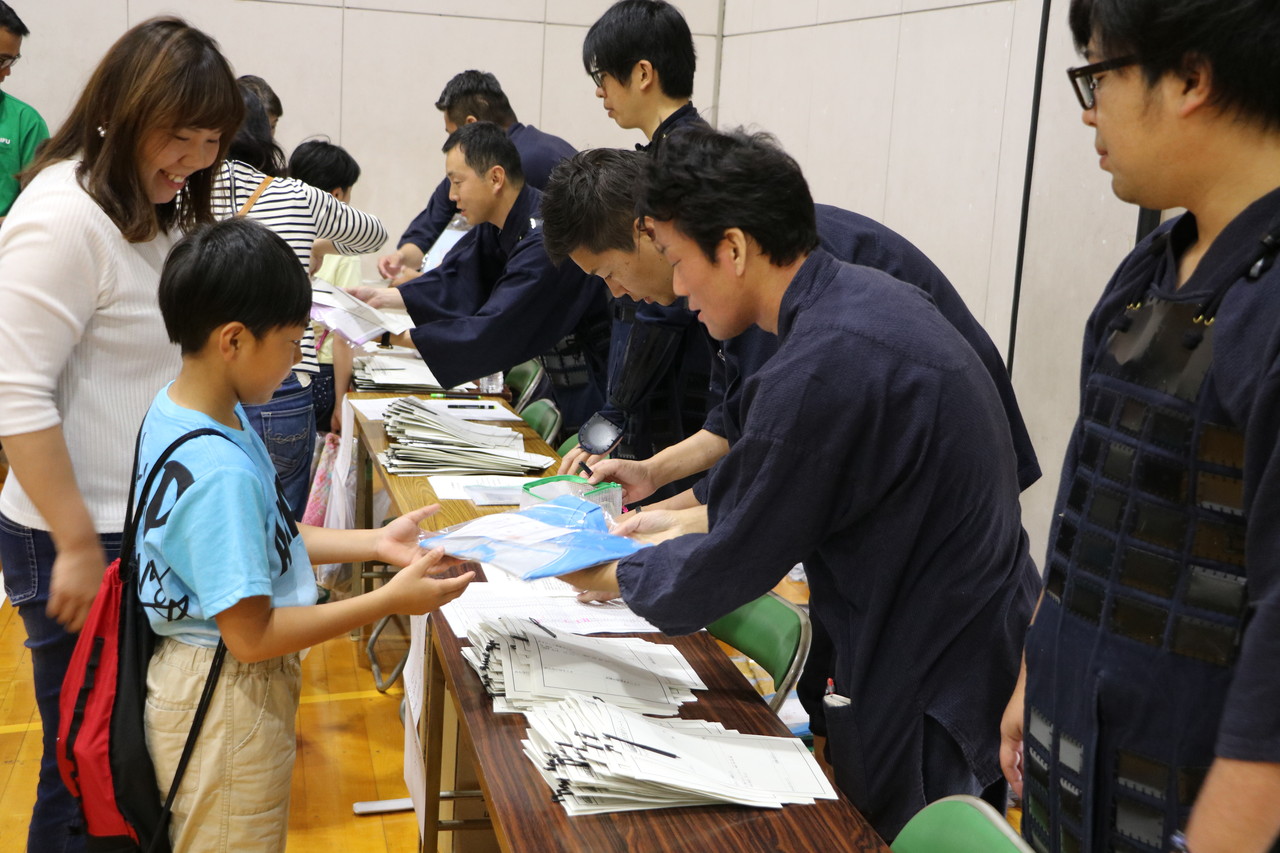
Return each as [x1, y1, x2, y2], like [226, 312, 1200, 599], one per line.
[0, 17, 241, 853]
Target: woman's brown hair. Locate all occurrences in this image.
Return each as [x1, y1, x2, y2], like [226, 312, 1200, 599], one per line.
[22, 17, 244, 243]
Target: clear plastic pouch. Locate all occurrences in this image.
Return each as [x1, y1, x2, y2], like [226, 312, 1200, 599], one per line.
[519, 475, 623, 520]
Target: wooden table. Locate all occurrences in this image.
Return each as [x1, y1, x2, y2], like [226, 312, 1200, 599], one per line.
[348, 393, 889, 853]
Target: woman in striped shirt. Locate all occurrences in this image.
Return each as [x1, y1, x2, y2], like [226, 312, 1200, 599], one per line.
[211, 86, 386, 516]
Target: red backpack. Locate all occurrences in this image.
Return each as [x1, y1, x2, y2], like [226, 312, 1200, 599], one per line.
[56, 428, 230, 853]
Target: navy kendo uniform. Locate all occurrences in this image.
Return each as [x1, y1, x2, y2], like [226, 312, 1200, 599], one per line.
[698, 203, 1040, 489]
[398, 184, 610, 432]
[399, 122, 576, 256]
[595, 104, 717, 497]
[1022, 192, 1280, 853]
[618, 249, 1039, 841]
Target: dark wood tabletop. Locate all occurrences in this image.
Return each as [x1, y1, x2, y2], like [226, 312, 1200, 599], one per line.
[432, 612, 891, 853]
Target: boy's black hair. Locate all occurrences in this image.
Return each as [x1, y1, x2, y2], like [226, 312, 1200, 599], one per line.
[582, 0, 695, 100]
[237, 74, 282, 120]
[160, 218, 311, 354]
[442, 121, 524, 185]
[639, 126, 818, 266]
[1069, 0, 1280, 130]
[0, 2, 28, 37]
[434, 70, 518, 128]
[288, 138, 361, 193]
[541, 148, 646, 265]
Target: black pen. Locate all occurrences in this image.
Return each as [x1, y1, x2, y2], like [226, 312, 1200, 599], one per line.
[602, 732, 678, 759]
[577, 460, 594, 477]
[528, 617, 556, 637]
[446, 403, 491, 409]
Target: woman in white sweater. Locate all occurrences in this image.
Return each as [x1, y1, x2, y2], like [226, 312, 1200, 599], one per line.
[0, 18, 242, 853]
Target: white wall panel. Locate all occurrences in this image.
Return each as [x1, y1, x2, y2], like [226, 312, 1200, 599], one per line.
[342, 0, 542, 22]
[548, 0, 721, 35]
[339, 8, 547, 249]
[718, 15, 899, 221]
[818, 0, 901, 24]
[1011, 6, 1138, 563]
[881, 1, 1015, 330]
[724, 0, 818, 36]
[10, 1, 128, 133]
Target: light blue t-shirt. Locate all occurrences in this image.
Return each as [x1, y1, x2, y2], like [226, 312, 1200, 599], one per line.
[135, 384, 316, 647]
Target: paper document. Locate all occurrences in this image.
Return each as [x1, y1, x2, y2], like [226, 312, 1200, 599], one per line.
[439, 580, 661, 638]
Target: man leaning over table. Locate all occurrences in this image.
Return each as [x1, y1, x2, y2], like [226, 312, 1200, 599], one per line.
[560, 126, 1039, 842]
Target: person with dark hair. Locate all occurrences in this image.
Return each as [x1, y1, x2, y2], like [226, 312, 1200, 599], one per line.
[352, 122, 610, 436]
[563, 0, 717, 503]
[0, 0, 47, 222]
[229, 83, 286, 177]
[0, 17, 243, 852]
[543, 144, 1039, 500]
[141, 216, 472, 851]
[999, 3, 1280, 851]
[377, 70, 575, 282]
[212, 89, 387, 515]
[236, 73, 282, 135]
[560, 128, 1038, 841]
[289, 138, 366, 433]
[583, 0, 699, 150]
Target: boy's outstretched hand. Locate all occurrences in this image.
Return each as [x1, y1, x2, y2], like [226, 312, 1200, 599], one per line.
[383, 546, 474, 615]
[375, 504, 448, 567]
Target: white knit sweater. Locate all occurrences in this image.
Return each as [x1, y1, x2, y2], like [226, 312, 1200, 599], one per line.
[0, 160, 180, 532]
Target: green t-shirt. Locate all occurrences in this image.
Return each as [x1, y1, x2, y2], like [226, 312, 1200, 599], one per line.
[0, 91, 50, 216]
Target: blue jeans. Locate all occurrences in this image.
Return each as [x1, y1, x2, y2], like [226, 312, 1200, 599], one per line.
[0, 513, 122, 853]
[241, 373, 315, 520]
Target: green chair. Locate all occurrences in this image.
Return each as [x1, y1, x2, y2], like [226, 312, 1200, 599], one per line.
[520, 398, 562, 444]
[706, 591, 811, 713]
[505, 359, 545, 413]
[557, 432, 580, 457]
[891, 795, 1032, 853]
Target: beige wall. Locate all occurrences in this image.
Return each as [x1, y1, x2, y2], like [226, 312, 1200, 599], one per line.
[11, 0, 1143, 562]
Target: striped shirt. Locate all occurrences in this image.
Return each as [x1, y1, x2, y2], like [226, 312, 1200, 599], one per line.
[212, 159, 387, 373]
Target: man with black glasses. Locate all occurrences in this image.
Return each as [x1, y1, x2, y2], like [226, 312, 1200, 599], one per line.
[999, 2, 1280, 851]
[0, 1, 47, 223]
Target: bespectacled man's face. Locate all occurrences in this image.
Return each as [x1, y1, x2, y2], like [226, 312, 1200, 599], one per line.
[0, 29, 22, 87]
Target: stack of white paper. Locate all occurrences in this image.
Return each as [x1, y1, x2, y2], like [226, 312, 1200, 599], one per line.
[460, 617, 704, 715]
[521, 695, 838, 815]
[354, 353, 450, 393]
[378, 398, 554, 476]
[439, 576, 662, 638]
[311, 278, 413, 346]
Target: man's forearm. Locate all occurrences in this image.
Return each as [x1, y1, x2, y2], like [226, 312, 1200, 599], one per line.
[646, 430, 729, 489]
[1185, 757, 1280, 853]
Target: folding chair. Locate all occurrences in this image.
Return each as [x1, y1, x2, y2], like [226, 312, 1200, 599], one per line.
[520, 398, 562, 444]
[706, 591, 811, 713]
[891, 794, 1033, 853]
[505, 359, 545, 412]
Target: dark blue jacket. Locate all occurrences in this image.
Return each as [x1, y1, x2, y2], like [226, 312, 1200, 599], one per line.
[618, 250, 1038, 840]
[703, 203, 1040, 493]
[399, 122, 576, 254]
[398, 184, 610, 430]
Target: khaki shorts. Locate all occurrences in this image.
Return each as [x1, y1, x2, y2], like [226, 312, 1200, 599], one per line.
[146, 637, 301, 852]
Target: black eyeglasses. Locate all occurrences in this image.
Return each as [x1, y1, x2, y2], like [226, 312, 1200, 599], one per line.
[588, 66, 606, 87]
[1067, 55, 1136, 110]
[0, 54, 20, 71]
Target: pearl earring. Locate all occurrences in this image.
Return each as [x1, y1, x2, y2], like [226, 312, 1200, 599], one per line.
[96, 125, 106, 138]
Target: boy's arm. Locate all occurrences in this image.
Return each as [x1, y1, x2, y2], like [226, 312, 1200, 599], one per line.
[298, 505, 443, 567]
[215, 546, 472, 662]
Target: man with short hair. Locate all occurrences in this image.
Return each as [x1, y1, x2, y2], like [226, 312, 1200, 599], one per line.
[572, 0, 718, 497]
[541, 147, 1040, 504]
[377, 71, 575, 281]
[355, 123, 609, 434]
[1000, 2, 1280, 851]
[561, 128, 1038, 841]
[0, 1, 47, 223]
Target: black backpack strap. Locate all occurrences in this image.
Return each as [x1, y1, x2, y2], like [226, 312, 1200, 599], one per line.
[121, 425, 239, 853]
[120, 427, 230, 584]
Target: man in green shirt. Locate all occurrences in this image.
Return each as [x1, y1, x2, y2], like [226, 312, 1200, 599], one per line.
[0, 1, 48, 221]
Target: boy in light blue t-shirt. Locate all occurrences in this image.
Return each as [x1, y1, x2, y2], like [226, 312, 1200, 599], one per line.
[136, 217, 473, 852]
